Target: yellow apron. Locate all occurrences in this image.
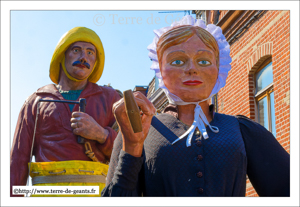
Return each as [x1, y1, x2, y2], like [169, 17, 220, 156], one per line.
[29, 160, 108, 197]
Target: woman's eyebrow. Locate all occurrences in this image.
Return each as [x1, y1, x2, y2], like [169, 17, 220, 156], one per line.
[197, 49, 213, 55]
[167, 50, 186, 55]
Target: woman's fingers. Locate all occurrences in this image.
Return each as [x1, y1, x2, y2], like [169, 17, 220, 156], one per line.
[132, 92, 156, 116]
[113, 92, 156, 135]
[112, 92, 156, 157]
[113, 92, 156, 117]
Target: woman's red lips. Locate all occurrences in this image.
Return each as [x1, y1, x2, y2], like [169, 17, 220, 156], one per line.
[183, 80, 203, 86]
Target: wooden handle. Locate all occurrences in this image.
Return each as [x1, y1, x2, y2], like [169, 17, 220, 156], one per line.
[123, 90, 142, 133]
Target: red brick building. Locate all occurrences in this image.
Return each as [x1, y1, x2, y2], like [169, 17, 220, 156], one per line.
[146, 10, 290, 197]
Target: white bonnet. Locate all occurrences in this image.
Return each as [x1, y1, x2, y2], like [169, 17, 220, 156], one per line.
[147, 15, 232, 104]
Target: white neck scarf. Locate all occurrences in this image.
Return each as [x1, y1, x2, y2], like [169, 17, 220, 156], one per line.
[163, 89, 219, 147]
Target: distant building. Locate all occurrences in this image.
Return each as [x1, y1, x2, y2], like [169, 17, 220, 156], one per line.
[133, 86, 148, 97]
[146, 10, 290, 197]
[147, 77, 169, 113]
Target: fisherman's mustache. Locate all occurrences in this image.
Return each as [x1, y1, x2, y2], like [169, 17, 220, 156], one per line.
[72, 61, 90, 69]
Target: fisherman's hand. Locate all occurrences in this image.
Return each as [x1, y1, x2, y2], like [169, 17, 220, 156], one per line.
[71, 112, 108, 144]
[113, 91, 156, 157]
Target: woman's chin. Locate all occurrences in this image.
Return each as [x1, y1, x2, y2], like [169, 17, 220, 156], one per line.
[170, 89, 209, 101]
[177, 95, 208, 103]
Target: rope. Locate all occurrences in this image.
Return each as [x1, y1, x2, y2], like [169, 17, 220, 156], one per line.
[84, 142, 99, 162]
[27, 101, 40, 187]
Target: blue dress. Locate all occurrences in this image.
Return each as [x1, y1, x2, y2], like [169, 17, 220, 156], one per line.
[102, 108, 290, 196]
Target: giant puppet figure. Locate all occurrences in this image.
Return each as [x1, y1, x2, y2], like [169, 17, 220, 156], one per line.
[10, 27, 121, 196]
[102, 16, 290, 197]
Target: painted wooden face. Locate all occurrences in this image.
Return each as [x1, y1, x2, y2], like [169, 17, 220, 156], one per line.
[161, 35, 218, 102]
[64, 41, 97, 80]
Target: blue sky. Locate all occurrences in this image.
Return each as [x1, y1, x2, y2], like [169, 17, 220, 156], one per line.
[10, 10, 195, 143]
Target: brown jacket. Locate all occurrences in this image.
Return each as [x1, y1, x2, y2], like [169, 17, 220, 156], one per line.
[10, 82, 120, 195]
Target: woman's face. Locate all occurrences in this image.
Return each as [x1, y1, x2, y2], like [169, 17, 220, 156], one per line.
[160, 35, 218, 102]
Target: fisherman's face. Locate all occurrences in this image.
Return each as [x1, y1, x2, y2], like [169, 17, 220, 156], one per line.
[64, 41, 97, 80]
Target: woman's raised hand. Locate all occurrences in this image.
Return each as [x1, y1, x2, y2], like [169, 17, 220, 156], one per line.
[113, 92, 156, 157]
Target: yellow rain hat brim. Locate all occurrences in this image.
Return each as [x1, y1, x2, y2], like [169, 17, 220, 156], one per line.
[49, 27, 105, 84]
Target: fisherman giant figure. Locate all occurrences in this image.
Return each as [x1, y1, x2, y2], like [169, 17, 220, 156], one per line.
[10, 27, 120, 196]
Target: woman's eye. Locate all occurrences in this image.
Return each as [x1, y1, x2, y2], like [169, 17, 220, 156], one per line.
[171, 60, 184, 66]
[198, 60, 211, 65]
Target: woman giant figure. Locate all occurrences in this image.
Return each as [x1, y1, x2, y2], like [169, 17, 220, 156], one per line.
[102, 16, 290, 196]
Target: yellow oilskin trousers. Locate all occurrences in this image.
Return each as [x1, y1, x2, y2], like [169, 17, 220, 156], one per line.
[29, 160, 108, 197]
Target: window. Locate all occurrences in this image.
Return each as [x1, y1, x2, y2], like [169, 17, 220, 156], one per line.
[255, 60, 276, 137]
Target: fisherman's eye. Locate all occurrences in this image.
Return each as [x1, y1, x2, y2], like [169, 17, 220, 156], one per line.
[198, 60, 211, 65]
[73, 49, 79, 53]
[88, 51, 93, 55]
[171, 60, 184, 66]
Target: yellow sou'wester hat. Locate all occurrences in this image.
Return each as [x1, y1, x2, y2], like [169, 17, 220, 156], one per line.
[49, 27, 105, 84]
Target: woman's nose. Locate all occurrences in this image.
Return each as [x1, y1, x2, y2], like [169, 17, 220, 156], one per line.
[184, 61, 198, 75]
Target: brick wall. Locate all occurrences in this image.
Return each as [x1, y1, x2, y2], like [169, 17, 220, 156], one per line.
[216, 11, 290, 196]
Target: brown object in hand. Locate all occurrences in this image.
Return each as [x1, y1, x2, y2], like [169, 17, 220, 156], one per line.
[123, 89, 143, 133]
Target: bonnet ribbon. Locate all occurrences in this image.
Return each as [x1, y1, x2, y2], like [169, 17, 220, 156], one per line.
[171, 100, 219, 147]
